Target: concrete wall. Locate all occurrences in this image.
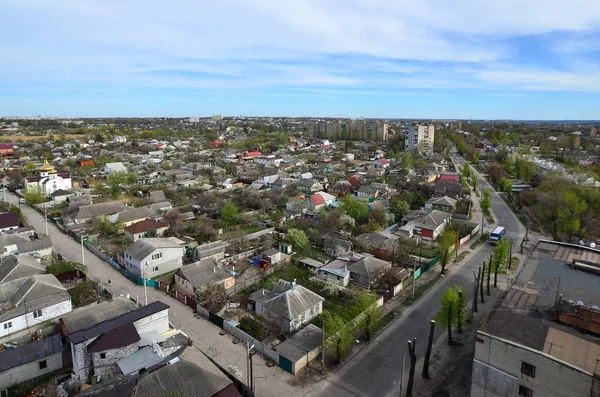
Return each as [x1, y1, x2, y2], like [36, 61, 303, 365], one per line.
[472, 331, 600, 397]
[0, 350, 63, 389]
[292, 344, 321, 375]
[133, 308, 169, 335]
[0, 299, 72, 339]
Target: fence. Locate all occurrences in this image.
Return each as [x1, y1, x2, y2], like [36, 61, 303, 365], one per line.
[226, 227, 275, 245]
[195, 303, 281, 368]
[158, 281, 197, 309]
[227, 248, 257, 262]
[225, 261, 284, 296]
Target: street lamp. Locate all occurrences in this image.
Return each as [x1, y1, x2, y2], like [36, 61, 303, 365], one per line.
[44, 204, 48, 236]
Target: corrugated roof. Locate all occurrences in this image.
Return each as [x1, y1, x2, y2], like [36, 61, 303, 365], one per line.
[124, 238, 182, 262]
[176, 260, 230, 289]
[67, 301, 169, 344]
[262, 280, 324, 320]
[0, 334, 61, 372]
[124, 219, 167, 235]
[274, 324, 323, 362]
[87, 322, 141, 353]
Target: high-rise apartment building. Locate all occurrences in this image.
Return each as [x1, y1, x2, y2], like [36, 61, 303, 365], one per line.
[405, 123, 435, 154]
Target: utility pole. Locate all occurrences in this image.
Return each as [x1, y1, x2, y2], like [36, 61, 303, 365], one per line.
[249, 349, 254, 392]
[455, 232, 459, 262]
[399, 353, 405, 397]
[321, 316, 326, 373]
[144, 264, 148, 306]
[81, 234, 85, 268]
[44, 204, 48, 236]
[508, 238, 513, 269]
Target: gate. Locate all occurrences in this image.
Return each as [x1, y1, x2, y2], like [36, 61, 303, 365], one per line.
[186, 296, 197, 309]
[383, 289, 394, 304]
[209, 311, 224, 329]
[279, 354, 293, 374]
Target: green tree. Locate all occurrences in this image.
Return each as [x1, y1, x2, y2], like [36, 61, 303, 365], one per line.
[436, 285, 466, 345]
[324, 314, 354, 363]
[221, 202, 238, 227]
[515, 158, 535, 181]
[23, 185, 47, 205]
[491, 239, 510, 288]
[392, 199, 410, 217]
[558, 191, 587, 243]
[356, 292, 381, 341]
[480, 189, 492, 216]
[287, 228, 309, 253]
[340, 194, 369, 224]
[24, 161, 38, 175]
[400, 151, 414, 173]
[498, 178, 513, 193]
[461, 164, 472, 184]
[106, 172, 127, 198]
[437, 229, 456, 274]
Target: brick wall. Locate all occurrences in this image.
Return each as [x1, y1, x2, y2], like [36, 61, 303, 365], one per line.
[133, 308, 169, 335]
[92, 342, 138, 379]
[472, 331, 599, 397]
[556, 301, 600, 335]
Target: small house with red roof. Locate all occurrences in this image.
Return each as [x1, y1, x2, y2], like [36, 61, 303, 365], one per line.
[373, 158, 390, 169]
[209, 139, 221, 148]
[308, 192, 336, 211]
[0, 144, 14, 157]
[124, 219, 169, 242]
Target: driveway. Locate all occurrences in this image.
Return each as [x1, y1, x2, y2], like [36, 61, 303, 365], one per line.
[6, 192, 303, 397]
[306, 155, 526, 397]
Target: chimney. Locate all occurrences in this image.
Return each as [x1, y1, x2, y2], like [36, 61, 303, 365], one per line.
[262, 289, 265, 296]
[292, 279, 297, 289]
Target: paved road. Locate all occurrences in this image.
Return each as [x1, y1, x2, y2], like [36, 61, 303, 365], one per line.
[308, 155, 526, 397]
[6, 192, 302, 397]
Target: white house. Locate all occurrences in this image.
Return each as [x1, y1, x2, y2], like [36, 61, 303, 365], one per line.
[248, 279, 324, 332]
[122, 238, 185, 278]
[25, 160, 72, 196]
[0, 274, 72, 340]
[104, 162, 128, 175]
[113, 136, 127, 144]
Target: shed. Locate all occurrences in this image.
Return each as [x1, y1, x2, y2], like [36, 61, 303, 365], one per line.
[275, 324, 323, 375]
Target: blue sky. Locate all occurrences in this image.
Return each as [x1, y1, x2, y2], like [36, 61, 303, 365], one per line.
[2, 0, 600, 120]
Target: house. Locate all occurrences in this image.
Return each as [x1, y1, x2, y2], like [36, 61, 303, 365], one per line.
[0, 212, 20, 232]
[122, 238, 186, 278]
[356, 185, 379, 201]
[355, 231, 399, 259]
[64, 201, 127, 224]
[436, 174, 459, 184]
[248, 279, 324, 332]
[25, 160, 72, 196]
[0, 255, 44, 283]
[60, 299, 169, 383]
[398, 209, 451, 241]
[78, 341, 242, 397]
[0, 334, 63, 391]
[146, 190, 166, 204]
[318, 259, 351, 286]
[0, 274, 72, 340]
[113, 136, 127, 144]
[327, 180, 354, 197]
[261, 248, 282, 265]
[373, 158, 390, 168]
[297, 178, 323, 194]
[175, 260, 234, 297]
[124, 219, 169, 242]
[104, 162, 128, 175]
[433, 182, 463, 199]
[0, 235, 53, 260]
[322, 232, 353, 257]
[424, 196, 457, 213]
[274, 324, 323, 375]
[308, 191, 336, 211]
[0, 144, 14, 157]
[193, 240, 226, 262]
[108, 207, 156, 227]
[345, 254, 391, 289]
[50, 189, 73, 203]
[76, 157, 95, 168]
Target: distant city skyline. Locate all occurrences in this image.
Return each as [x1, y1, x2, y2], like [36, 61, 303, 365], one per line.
[2, 1, 600, 119]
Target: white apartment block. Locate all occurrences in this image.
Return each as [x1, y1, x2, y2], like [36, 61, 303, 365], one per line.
[405, 124, 435, 154]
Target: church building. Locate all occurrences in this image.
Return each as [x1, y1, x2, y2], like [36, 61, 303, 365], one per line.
[25, 160, 72, 195]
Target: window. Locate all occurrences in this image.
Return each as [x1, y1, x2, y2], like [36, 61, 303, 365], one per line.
[1, 389, 8, 397]
[300, 312, 305, 323]
[3, 322, 11, 330]
[309, 307, 314, 316]
[521, 362, 536, 378]
[100, 353, 106, 359]
[39, 360, 47, 370]
[518, 385, 533, 397]
[153, 266, 159, 272]
[33, 309, 42, 318]
[152, 252, 163, 260]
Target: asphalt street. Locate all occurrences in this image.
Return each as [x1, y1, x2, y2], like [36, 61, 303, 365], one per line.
[308, 155, 526, 397]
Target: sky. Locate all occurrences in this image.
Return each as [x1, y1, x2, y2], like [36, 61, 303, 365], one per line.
[2, 0, 600, 120]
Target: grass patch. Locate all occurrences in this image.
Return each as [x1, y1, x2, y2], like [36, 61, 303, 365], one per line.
[238, 316, 269, 341]
[470, 232, 490, 250]
[457, 251, 471, 263]
[510, 257, 521, 268]
[402, 275, 441, 306]
[45, 259, 87, 275]
[485, 213, 495, 224]
[220, 225, 264, 239]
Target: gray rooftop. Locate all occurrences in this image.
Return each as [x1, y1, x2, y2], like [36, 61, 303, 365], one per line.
[176, 260, 231, 289]
[70, 201, 127, 222]
[259, 279, 324, 321]
[274, 324, 323, 362]
[124, 238, 183, 261]
[60, 297, 138, 334]
[0, 255, 44, 283]
[0, 334, 61, 372]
